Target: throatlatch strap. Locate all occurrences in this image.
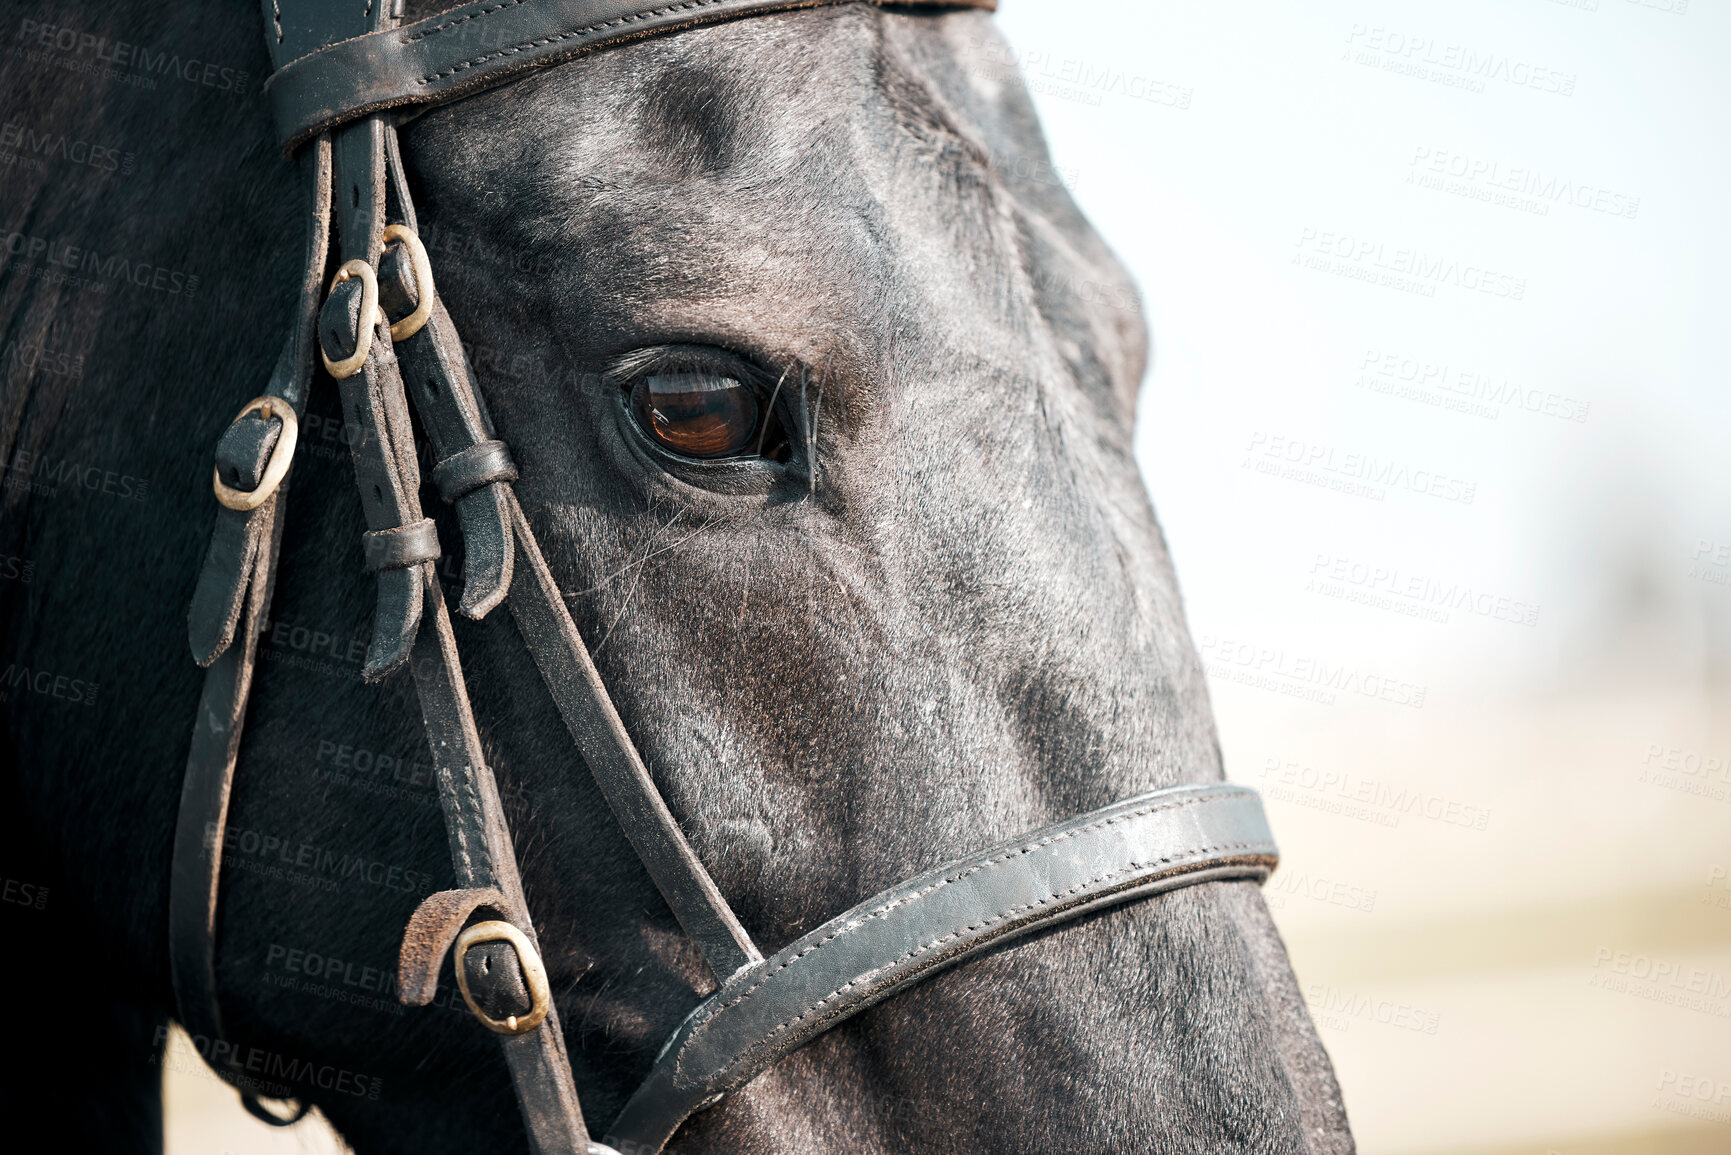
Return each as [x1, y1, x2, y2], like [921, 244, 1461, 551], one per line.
[606, 784, 1278, 1154]
[170, 133, 331, 1065]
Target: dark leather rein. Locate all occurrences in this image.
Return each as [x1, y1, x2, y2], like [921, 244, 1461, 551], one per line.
[170, 2, 1279, 1152]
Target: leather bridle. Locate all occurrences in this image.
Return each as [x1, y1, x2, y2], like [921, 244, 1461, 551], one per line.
[170, 3, 1280, 1152]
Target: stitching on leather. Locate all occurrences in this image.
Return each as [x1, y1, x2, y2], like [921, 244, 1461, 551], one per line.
[690, 790, 1260, 1045]
[759, 837, 1265, 1042]
[439, 766, 475, 878]
[411, 0, 786, 85]
[405, 0, 537, 42]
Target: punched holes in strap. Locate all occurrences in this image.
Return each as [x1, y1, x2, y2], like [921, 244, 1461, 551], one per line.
[432, 440, 519, 504]
[362, 518, 440, 573]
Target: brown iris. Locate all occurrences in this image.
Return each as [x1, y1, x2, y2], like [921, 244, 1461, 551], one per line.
[631, 372, 760, 458]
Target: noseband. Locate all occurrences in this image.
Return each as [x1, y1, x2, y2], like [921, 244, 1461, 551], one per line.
[171, 2, 1279, 1152]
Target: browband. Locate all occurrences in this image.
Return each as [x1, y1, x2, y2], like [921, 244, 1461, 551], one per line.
[607, 784, 1275, 1153]
[265, 0, 997, 153]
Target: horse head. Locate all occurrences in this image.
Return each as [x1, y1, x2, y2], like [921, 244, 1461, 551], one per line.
[0, 3, 1351, 1151]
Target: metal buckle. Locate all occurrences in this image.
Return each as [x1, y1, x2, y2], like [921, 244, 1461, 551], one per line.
[381, 223, 434, 342]
[320, 258, 379, 380]
[211, 396, 299, 511]
[453, 920, 551, 1036]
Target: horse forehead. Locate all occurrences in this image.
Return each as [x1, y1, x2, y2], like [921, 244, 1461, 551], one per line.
[407, 11, 1129, 421]
[483, 12, 885, 179]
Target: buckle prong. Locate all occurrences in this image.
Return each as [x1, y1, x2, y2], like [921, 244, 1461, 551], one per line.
[381, 223, 434, 342]
[320, 259, 379, 380]
[212, 397, 299, 511]
[453, 920, 552, 1036]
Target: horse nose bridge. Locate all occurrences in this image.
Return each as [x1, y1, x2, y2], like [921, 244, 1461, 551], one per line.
[947, 488, 1203, 803]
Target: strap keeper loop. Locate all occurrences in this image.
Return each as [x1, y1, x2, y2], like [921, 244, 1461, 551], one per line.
[362, 518, 440, 573]
[432, 440, 519, 504]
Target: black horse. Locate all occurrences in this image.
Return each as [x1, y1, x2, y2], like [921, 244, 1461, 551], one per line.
[0, 2, 1353, 1150]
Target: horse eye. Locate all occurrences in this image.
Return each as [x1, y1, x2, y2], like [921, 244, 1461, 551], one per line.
[630, 372, 761, 458]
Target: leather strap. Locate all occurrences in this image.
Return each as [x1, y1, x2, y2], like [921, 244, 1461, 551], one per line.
[398, 886, 513, 1006]
[330, 114, 428, 680]
[381, 123, 518, 620]
[173, 5, 604, 1149]
[171, 132, 332, 1053]
[187, 419, 279, 666]
[606, 784, 1277, 1154]
[363, 105, 761, 982]
[321, 21, 599, 1141]
[264, 0, 996, 153]
[170, 135, 334, 1128]
[362, 518, 442, 572]
[432, 439, 519, 503]
[502, 489, 763, 982]
[405, 565, 596, 1155]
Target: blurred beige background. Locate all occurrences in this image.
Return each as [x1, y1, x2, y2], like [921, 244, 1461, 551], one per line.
[163, 0, 1730, 1152]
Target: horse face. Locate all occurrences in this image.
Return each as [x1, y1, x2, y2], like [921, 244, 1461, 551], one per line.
[408, 6, 1168, 879]
[327, 7, 1347, 1149]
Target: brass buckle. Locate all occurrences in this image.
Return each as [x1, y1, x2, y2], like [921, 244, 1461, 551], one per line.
[211, 396, 299, 511]
[453, 920, 551, 1036]
[381, 223, 434, 342]
[320, 258, 379, 380]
